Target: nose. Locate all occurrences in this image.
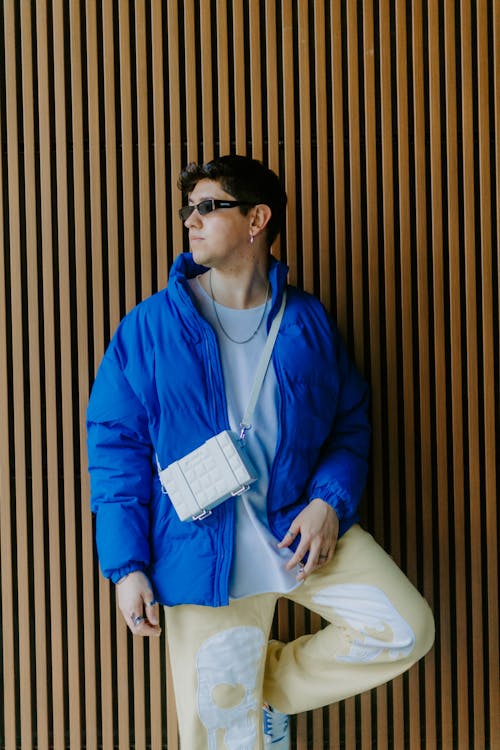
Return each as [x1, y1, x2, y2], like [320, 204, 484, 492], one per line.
[184, 206, 202, 228]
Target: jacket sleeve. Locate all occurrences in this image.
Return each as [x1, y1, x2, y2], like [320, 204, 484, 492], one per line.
[306, 329, 371, 522]
[87, 345, 153, 583]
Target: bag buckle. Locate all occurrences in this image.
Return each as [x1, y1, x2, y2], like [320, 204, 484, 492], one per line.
[192, 508, 212, 521]
[232, 484, 250, 497]
[239, 422, 252, 443]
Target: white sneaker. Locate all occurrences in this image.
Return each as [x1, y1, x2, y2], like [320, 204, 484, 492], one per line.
[263, 704, 290, 748]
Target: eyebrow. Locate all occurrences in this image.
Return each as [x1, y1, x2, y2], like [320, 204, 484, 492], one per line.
[189, 193, 234, 205]
[188, 195, 215, 205]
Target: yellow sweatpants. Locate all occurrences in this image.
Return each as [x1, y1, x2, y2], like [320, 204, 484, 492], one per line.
[164, 525, 435, 749]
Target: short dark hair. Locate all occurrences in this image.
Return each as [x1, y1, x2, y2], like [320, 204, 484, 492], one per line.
[177, 155, 287, 246]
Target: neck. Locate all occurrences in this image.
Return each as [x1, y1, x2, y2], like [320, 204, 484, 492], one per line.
[202, 260, 270, 309]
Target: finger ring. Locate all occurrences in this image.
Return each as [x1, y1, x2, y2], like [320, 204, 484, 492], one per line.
[148, 600, 157, 607]
[133, 615, 144, 627]
[287, 530, 296, 537]
[319, 554, 328, 561]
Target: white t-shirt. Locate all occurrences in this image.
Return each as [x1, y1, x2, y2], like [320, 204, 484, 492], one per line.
[188, 276, 302, 598]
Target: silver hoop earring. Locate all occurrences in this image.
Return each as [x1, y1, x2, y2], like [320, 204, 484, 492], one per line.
[249, 232, 254, 245]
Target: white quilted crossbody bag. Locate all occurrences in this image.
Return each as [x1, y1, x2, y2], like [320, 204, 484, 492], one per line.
[157, 291, 286, 521]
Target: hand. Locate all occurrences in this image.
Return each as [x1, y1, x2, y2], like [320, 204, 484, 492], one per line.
[278, 498, 339, 581]
[116, 571, 161, 637]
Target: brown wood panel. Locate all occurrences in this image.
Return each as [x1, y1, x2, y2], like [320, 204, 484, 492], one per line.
[4, 3, 33, 747]
[166, 0, 184, 260]
[68, 4, 87, 747]
[52, 1, 74, 746]
[313, 1, 331, 308]
[0, 21, 16, 750]
[36, 3, 64, 747]
[483, 2, 500, 744]
[216, 0, 230, 155]
[0, 2, 498, 748]
[20, 1, 49, 746]
[361, 6, 378, 747]
[200, 0, 215, 160]
[281, 0, 297, 280]
[249, 1, 263, 159]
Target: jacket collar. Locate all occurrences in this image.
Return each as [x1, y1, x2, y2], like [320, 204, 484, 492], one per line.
[168, 251, 289, 325]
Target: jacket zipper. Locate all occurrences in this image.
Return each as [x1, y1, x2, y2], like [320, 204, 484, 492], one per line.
[201, 323, 234, 606]
[265, 350, 285, 541]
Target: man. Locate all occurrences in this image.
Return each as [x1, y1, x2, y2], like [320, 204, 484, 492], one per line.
[87, 155, 434, 749]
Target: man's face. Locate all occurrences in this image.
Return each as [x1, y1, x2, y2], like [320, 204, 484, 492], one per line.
[183, 179, 257, 270]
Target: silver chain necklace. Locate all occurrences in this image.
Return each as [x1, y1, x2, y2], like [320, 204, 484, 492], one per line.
[208, 269, 270, 344]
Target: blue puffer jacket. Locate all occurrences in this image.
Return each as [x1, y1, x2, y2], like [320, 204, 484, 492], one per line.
[87, 252, 371, 607]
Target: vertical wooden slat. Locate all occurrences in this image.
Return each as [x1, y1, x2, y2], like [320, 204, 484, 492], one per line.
[183, 0, 198, 163]
[166, 0, 183, 257]
[135, 1, 152, 300]
[482, 2, 500, 746]
[377, 2, 398, 742]
[264, 0, 279, 173]
[150, 8, 168, 748]
[216, 0, 230, 155]
[496, 0, 500, 348]
[52, 1, 73, 745]
[151, 0, 168, 287]
[102, 1, 121, 330]
[35, 4, 64, 749]
[68, 2, 87, 747]
[313, 1, 330, 308]
[233, 0, 246, 154]
[345, 7, 365, 744]
[264, 0, 280, 258]
[427, 2, 452, 747]
[394, 4, 417, 748]
[112, 17, 136, 740]
[281, 0, 297, 280]
[248, 1, 263, 159]
[460, 4, 484, 748]
[131, 7, 149, 740]
[118, 0, 137, 310]
[297, 1, 313, 293]
[86, 5, 114, 749]
[4, 3, 33, 747]
[20, 2, 49, 747]
[444, 2, 469, 747]
[411, 3, 437, 747]
[330, 0, 347, 335]
[0, 15, 16, 748]
[361, 3, 378, 746]
[116, 611, 130, 750]
[346, 0, 364, 371]
[327, 3, 346, 744]
[200, 0, 215, 160]
[165, 640, 179, 750]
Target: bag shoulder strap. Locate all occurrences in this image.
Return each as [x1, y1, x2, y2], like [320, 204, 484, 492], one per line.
[239, 290, 287, 440]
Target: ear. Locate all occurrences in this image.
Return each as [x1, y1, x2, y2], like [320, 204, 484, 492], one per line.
[249, 204, 272, 239]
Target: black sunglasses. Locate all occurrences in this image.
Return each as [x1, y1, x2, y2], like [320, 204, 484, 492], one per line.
[179, 199, 253, 222]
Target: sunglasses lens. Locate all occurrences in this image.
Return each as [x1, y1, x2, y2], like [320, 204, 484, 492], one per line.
[197, 200, 214, 216]
[179, 206, 194, 221]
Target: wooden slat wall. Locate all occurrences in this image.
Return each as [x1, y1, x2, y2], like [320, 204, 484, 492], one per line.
[0, 1, 498, 748]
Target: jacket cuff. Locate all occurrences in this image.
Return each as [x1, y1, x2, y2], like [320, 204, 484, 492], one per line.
[109, 563, 145, 585]
[308, 483, 348, 521]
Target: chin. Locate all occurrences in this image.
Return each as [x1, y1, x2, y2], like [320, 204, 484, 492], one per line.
[191, 247, 211, 267]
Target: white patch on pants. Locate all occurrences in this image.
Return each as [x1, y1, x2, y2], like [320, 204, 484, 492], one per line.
[196, 626, 265, 750]
[313, 583, 416, 663]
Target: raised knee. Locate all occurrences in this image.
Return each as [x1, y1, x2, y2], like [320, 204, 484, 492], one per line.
[411, 597, 435, 661]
